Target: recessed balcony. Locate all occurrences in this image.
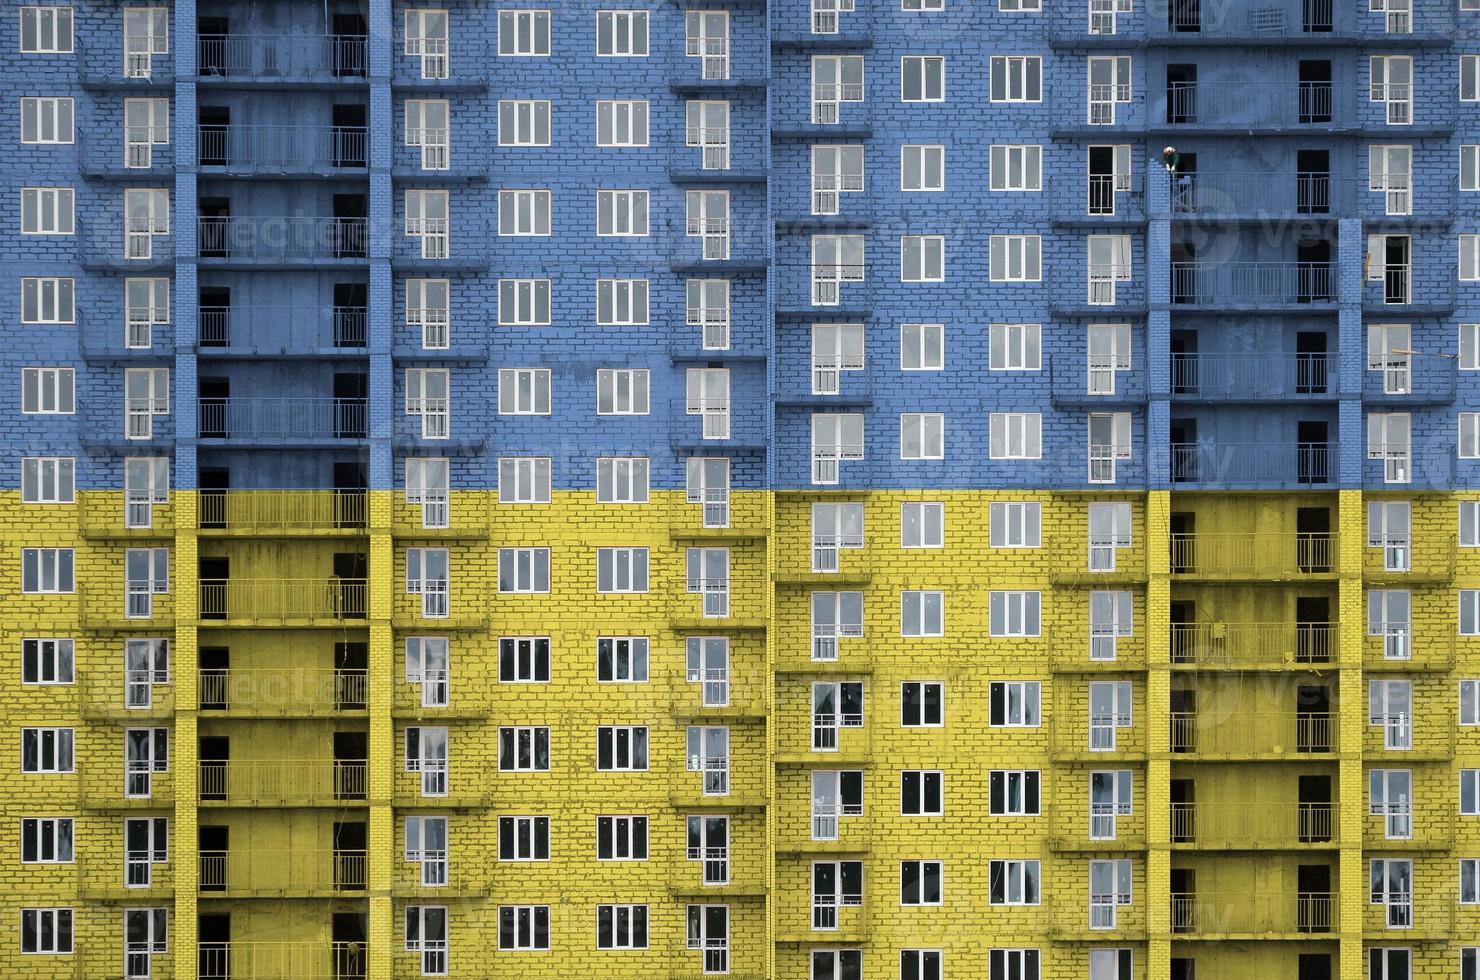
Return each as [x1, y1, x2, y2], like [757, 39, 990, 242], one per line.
[198, 305, 367, 357]
[197, 124, 367, 176]
[197, 941, 367, 980]
[1169, 531, 1336, 580]
[1153, 80, 1341, 131]
[198, 848, 367, 897]
[197, 33, 368, 86]
[197, 216, 367, 266]
[1170, 441, 1336, 488]
[1170, 801, 1337, 849]
[1169, 622, 1335, 668]
[198, 577, 368, 624]
[1170, 261, 1336, 309]
[1169, 710, 1334, 757]
[198, 490, 368, 535]
[198, 759, 368, 807]
[1169, 353, 1334, 402]
[197, 397, 367, 445]
[197, 668, 368, 716]
[1170, 890, 1334, 937]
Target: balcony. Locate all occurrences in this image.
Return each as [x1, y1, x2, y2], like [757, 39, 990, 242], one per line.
[1170, 171, 1350, 218]
[78, 127, 175, 179]
[1169, 442, 1336, 488]
[1361, 360, 1458, 406]
[1049, 357, 1148, 407]
[198, 759, 368, 807]
[1049, 628, 1148, 672]
[79, 587, 175, 632]
[664, 37, 769, 95]
[772, 1, 873, 46]
[1170, 801, 1337, 848]
[1050, 269, 1146, 316]
[1364, 444, 1458, 491]
[1170, 532, 1335, 580]
[79, 670, 176, 720]
[199, 849, 366, 897]
[198, 491, 369, 535]
[1152, 80, 1342, 132]
[1169, 353, 1333, 402]
[197, 942, 367, 980]
[198, 305, 368, 356]
[1169, 622, 1335, 668]
[76, 218, 174, 272]
[669, 674, 767, 722]
[1169, 710, 1334, 757]
[197, 217, 367, 266]
[197, 668, 368, 716]
[78, 849, 173, 899]
[198, 397, 367, 445]
[668, 130, 770, 184]
[1052, 172, 1147, 224]
[777, 264, 873, 317]
[198, 578, 368, 624]
[1362, 535, 1457, 583]
[1170, 262, 1336, 309]
[77, 493, 175, 540]
[1363, 267, 1456, 315]
[197, 124, 368, 175]
[1148, 0, 1455, 41]
[197, 34, 368, 85]
[1170, 891, 1334, 937]
[1365, 631, 1454, 672]
[74, 37, 174, 90]
[393, 217, 492, 273]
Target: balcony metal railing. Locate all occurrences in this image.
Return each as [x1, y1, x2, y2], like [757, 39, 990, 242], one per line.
[1170, 891, 1334, 935]
[198, 490, 368, 533]
[1171, 262, 1335, 307]
[198, 759, 368, 805]
[1169, 532, 1335, 578]
[197, 668, 368, 714]
[198, 578, 368, 621]
[1170, 441, 1336, 487]
[1170, 710, 1334, 756]
[197, 33, 368, 81]
[1169, 622, 1335, 666]
[198, 124, 367, 171]
[198, 305, 368, 352]
[1162, 80, 1335, 128]
[198, 397, 367, 441]
[198, 216, 368, 262]
[1156, 0, 1337, 35]
[199, 848, 367, 894]
[1171, 171, 1347, 215]
[1169, 801, 1336, 846]
[196, 942, 367, 980]
[1170, 353, 1330, 400]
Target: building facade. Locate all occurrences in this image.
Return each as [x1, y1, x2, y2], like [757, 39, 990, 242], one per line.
[3, 0, 1480, 977]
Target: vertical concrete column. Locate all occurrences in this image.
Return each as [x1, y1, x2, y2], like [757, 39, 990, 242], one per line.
[1144, 489, 1171, 978]
[1337, 219, 1365, 487]
[1336, 489, 1366, 980]
[172, 493, 199, 958]
[367, 491, 394, 980]
[1146, 173, 1172, 486]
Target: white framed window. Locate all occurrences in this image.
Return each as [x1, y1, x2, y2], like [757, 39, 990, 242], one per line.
[901, 235, 945, 282]
[811, 233, 866, 305]
[904, 0, 946, 9]
[122, 456, 167, 530]
[1369, 411, 1413, 483]
[123, 188, 168, 258]
[121, 638, 168, 711]
[687, 549, 730, 618]
[1465, 55, 1480, 101]
[496, 278, 549, 328]
[989, 501, 1042, 548]
[687, 278, 731, 350]
[901, 681, 944, 726]
[900, 860, 943, 906]
[20, 277, 74, 324]
[404, 8, 449, 79]
[989, 591, 1041, 637]
[990, 144, 1042, 191]
[1463, 590, 1480, 635]
[812, 769, 863, 838]
[1370, 858, 1414, 928]
[20, 817, 73, 863]
[19, 6, 73, 53]
[124, 547, 169, 619]
[1464, 413, 1480, 458]
[1463, 679, 1480, 725]
[812, 590, 863, 661]
[21, 728, 73, 772]
[811, 412, 865, 485]
[21, 638, 73, 684]
[498, 816, 549, 862]
[404, 814, 448, 884]
[900, 323, 944, 370]
[812, 680, 864, 751]
[901, 590, 944, 637]
[404, 636, 450, 708]
[990, 235, 1042, 281]
[989, 681, 1041, 726]
[811, 54, 865, 124]
[597, 814, 649, 859]
[498, 548, 550, 593]
[19, 908, 72, 953]
[597, 905, 648, 950]
[498, 100, 551, 146]
[1090, 770, 1134, 840]
[901, 502, 943, 548]
[901, 950, 943, 980]
[1370, 679, 1414, 750]
[123, 726, 168, 797]
[498, 637, 549, 684]
[1090, 591, 1134, 661]
[686, 189, 730, 260]
[1463, 236, 1480, 281]
[598, 637, 649, 683]
[597, 278, 649, 325]
[811, 144, 864, 215]
[404, 189, 449, 259]
[1087, 234, 1133, 304]
[990, 950, 1041, 980]
[1370, 768, 1413, 839]
[404, 905, 448, 976]
[814, 950, 864, 979]
[685, 99, 731, 170]
[1369, 589, 1412, 660]
[686, 725, 730, 795]
[1087, 56, 1133, 124]
[406, 547, 450, 619]
[597, 725, 649, 771]
[1371, 55, 1414, 125]
[405, 368, 450, 440]
[901, 770, 943, 815]
[686, 367, 730, 438]
[900, 413, 944, 460]
[22, 548, 73, 593]
[1462, 860, 1479, 904]
[496, 456, 550, 505]
[1368, 500, 1412, 572]
[597, 547, 649, 593]
[686, 904, 729, 974]
[123, 277, 169, 350]
[1465, 146, 1480, 192]
[1462, 324, 1480, 371]
[989, 323, 1042, 370]
[123, 367, 169, 440]
[497, 189, 551, 236]
[20, 187, 73, 235]
[596, 10, 648, 56]
[811, 322, 865, 395]
[1464, 769, 1480, 815]
[1369, 144, 1413, 215]
[1088, 412, 1134, 484]
[402, 279, 452, 352]
[596, 100, 649, 147]
[1088, 681, 1133, 750]
[597, 457, 649, 504]
[498, 905, 550, 951]
[901, 56, 945, 102]
[1089, 859, 1133, 928]
[990, 56, 1043, 102]
[901, 144, 945, 192]
[404, 728, 449, 796]
[988, 859, 1040, 905]
[989, 412, 1042, 459]
[20, 97, 73, 144]
[597, 368, 650, 415]
[498, 368, 551, 415]
[999, 0, 1042, 8]
[20, 457, 73, 504]
[596, 189, 649, 236]
[497, 725, 550, 769]
[498, 10, 550, 56]
[988, 770, 1040, 815]
[404, 99, 450, 170]
[122, 909, 167, 977]
[122, 7, 168, 78]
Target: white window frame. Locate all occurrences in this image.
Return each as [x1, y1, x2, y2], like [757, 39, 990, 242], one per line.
[497, 189, 551, 237]
[20, 457, 74, 504]
[989, 501, 1042, 548]
[20, 97, 73, 145]
[20, 187, 73, 235]
[989, 144, 1042, 192]
[597, 368, 651, 416]
[597, 457, 649, 504]
[20, 277, 74, 325]
[989, 235, 1042, 281]
[989, 323, 1042, 371]
[19, 6, 73, 54]
[597, 725, 649, 771]
[21, 638, 74, 685]
[989, 680, 1042, 727]
[596, 10, 648, 57]
[497, 548, 550, 593]
[901, 235, 945, 282]
[597, 814, 649, 860]
[596, 547, 649, 593]
[989, 412, 1043, 459]
[900, 590, 944, 637]
[21, 548, 74, 594]
[899, 413, 944, 460]
[498, 100, 551, 147]
[497, 368, 551, 415]
[900, 323, 944, 370]
[596, 278, 649, 326]
[989, 56, 1043, 102]
[901, 502, 944, 548]
[496, 456, 550, 505]
[988, 859, 1041, 905]
[901, 144, 945, 192]
[497, 9, 551, 57]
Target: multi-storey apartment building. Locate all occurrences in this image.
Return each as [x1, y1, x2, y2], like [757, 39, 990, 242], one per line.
[3, 0, 1480, 978]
